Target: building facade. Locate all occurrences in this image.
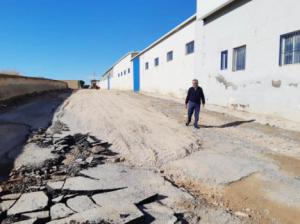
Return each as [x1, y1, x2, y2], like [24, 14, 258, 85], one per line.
[133, 15, 196, 98]
[196, 0, 300, 122]
[99, 68, 113, 90]
[100, 0, 300, 122]
[100, 52, 138, 91]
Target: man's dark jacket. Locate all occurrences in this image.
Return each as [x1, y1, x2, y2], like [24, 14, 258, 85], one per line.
[185, 87, 205, 105]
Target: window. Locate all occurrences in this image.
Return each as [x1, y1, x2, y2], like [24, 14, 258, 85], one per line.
[186, 41, 195, 55]
[154, 57, 159, 66]
[128, 68, 130, 73]
[145, 62, 149, 70]
[118, 73, 120, 77]
[167, 51, 173, 62]
[280, 31, 300, 65]
[124, 70, 126, 75]
[121, 72, 123, 76]
[233, 45, 246, 71]
[221, 50, 228, 70]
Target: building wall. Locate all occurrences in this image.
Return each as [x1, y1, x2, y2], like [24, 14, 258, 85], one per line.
[99, 69, 113, 90]
[99, 78, 109, 90]
[139, 20, 196, 98]
[109, 54, 135, 91]
[196, 0, 300, 122]
[63, 80, 80, 89]
[0, 74, 67, 101]
[197, 0, 234, 19]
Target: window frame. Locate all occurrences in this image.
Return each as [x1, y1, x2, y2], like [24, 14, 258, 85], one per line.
[220, 50, 228, 70]
[186, 41, 195, 55]
[233, 45, 246, 71]
[167, 51, 173, 62]
[279, 30, 300, 66]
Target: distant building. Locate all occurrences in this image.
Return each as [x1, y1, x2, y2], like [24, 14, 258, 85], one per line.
[99, 52, 138, 91]
[132, 15, 196, 97]
[99, 68, 112, 90]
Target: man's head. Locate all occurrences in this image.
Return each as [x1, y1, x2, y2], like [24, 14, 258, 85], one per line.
[192, 79, 199, 88]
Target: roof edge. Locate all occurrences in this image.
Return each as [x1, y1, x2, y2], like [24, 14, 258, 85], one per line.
[132, 14, 197, 60]
[101, 51, 139, 78]
[198, 0, 236, 20]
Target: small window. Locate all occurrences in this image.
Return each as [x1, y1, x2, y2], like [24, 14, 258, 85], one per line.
[221, 50, 228, 70]
[128, 68, 130, 73]
[124, 70, 126, 75]
[145, 62, 149, 70]
[121, 72, 123, 76]
[280, 31, 300, 65]
[118, 73, 120, 77]
[186, 41, 195, 55]
[233, 45, 246, 71]
[167, 51, 173, 62]
[154, 57, 159, 66]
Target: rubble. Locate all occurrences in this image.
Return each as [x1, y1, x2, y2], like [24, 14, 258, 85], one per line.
[63, 176, 124, 192]
[1, 193, 21, 200]
[0, 124, 125, 223]
[51, 195, 63, 203]
[46, 181, 64, 192]
[13, 218, 37, 224]
[0, 121, 215, 224]
[144, 202, 177, 224]
[66, 195, 98, 212]
[7, 191, 48, 216]
[50, 203, 74, 220]
[21, 211, 50, 219]
[0, 200, 15, 211]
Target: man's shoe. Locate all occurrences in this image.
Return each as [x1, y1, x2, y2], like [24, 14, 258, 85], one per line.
[194, 125, 200, 129]
[186, 122, 190, 126]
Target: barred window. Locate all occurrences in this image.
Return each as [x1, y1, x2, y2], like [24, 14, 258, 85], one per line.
[280, 31, 300, 65]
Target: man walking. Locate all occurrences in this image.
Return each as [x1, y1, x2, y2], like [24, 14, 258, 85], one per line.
[185, 79, 205, 129]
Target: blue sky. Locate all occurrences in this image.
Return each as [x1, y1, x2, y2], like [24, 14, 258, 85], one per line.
[0, 0, 196, 82]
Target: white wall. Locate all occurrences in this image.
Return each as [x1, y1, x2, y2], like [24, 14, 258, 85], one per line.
[197, 0, 234, 19]
[99, 78, 108, 90]
[139, 20, 196, 98]
[196, 0, 300, 122]
[109, 53, 134, 91]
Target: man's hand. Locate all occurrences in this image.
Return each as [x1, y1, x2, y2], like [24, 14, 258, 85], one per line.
[185, 103, 188, 109]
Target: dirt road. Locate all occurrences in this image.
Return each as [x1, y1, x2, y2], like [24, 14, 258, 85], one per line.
[55, 90, 300, 224]
[1, 89, 300, 223]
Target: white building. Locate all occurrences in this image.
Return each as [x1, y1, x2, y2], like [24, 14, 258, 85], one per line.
[100, 0, 300, 122]
[133, 15, 197, 98]
[196, 0, 300, 122]
[99, 52, 138, 91]
[98, 69, 111, 90]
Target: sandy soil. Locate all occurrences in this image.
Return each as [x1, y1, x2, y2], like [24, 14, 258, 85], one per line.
[52, 90, 300, 224]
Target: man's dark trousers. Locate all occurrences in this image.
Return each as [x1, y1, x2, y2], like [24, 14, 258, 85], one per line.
[188, 101, 200, 127]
